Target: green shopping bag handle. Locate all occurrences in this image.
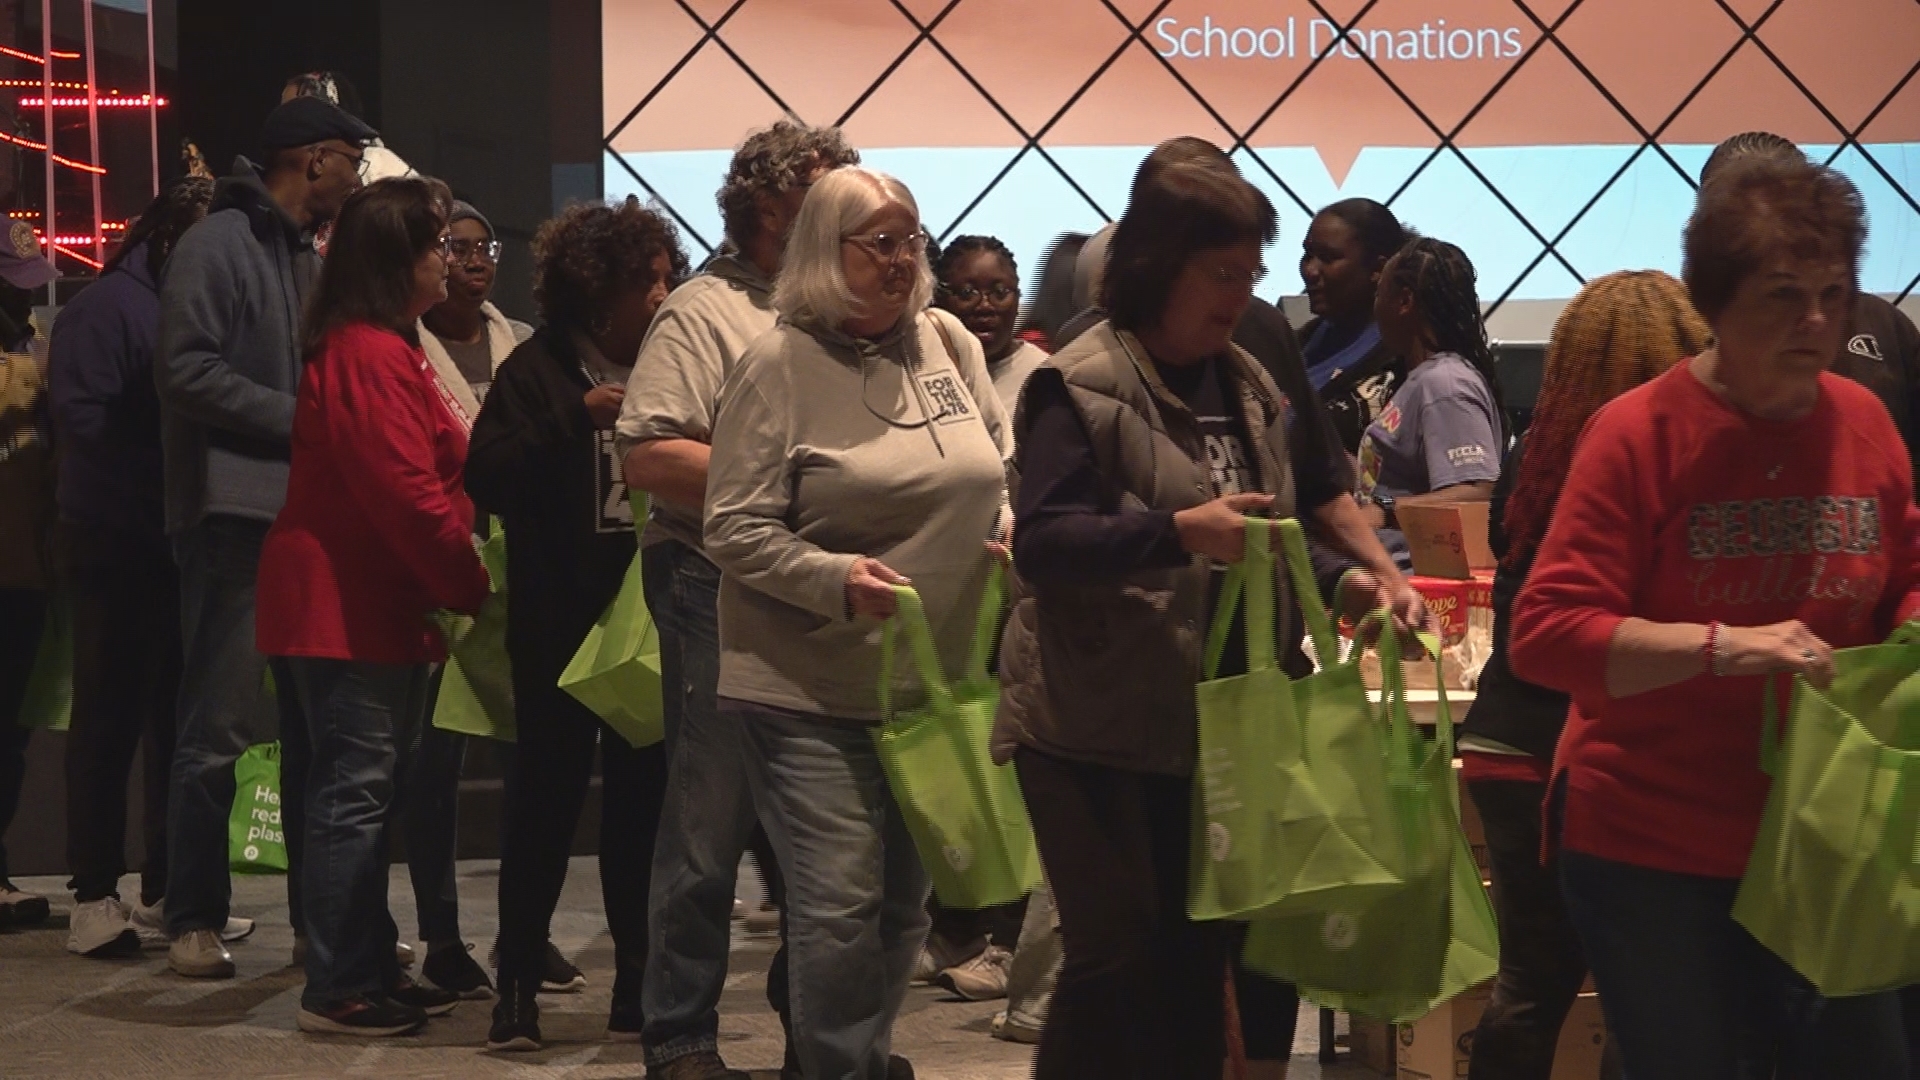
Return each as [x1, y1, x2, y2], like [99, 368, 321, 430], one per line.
[1373, 614, 1452, 795]
[1201, 517, 1280, 681]
[966, 563, 1006, 686]
[879, 586, 954, 720]
[1275, 518, 1340, 668]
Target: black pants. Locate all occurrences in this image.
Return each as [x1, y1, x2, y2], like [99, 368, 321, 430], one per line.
[63, 524, 180, 905]
[0, 587, 46, 884]
[1468, 778, 1604, 1080]
[1015, 745, 1227, 1080]
[495, 668, 667, 1003]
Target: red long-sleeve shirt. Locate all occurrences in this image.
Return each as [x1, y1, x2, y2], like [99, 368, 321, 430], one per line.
[257, 322, 490, 665]
[1511, 363, 1920, 878]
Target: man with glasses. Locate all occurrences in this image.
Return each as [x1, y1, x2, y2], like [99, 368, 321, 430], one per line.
[616, 120, 859, 1080]
[155, 94, 370, 979]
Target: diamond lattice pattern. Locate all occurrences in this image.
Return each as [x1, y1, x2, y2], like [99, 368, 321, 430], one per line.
[603, 0, 1920, 309]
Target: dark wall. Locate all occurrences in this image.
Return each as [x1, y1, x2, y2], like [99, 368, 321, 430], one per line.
[175, 0, 382, 177]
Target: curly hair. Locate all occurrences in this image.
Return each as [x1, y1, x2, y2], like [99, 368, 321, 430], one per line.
[718, 121, 860, 247]
[1501, 271, 1710, 568]
[533, 199, 690, 334]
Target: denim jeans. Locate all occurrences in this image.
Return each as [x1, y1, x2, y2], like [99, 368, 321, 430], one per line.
[640, 540, 789, 1065]
[733, 698, 929, 1080]
[281, 656, 432, 1007]
[1561, 848, 1908, 1080]
[166, 515, 287, 937]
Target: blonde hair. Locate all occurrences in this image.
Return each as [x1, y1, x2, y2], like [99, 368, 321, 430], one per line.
[772, 167, 933, 332]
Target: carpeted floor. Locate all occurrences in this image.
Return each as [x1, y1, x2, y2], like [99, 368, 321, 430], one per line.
[0, 858, 1376, 1079]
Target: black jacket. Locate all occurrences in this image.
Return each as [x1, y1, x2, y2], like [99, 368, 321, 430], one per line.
[1834, 293, 1919, 484]
[465, 327, 637, 683]
[1299, 315, 1406, 457]
[1460, 434, 1568, 760]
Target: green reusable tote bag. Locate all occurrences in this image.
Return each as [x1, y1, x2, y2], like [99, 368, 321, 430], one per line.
[434, 521, 516, 741]
[873, 568, 1042, 910]
[18, 591, 71, 732]
[229, 742, 289, 874]
[1187, 518, 1409, 922]
[1733, 621, 1920, 997]
[558, 544, 666, 750]
[1242, 628, 1499, 1022]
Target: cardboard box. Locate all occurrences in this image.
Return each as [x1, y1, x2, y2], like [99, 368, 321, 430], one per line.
[1347, 1014, 1397, 1075]
[1399, 502, 1495, 580]
[1396, 982, 1608, 1080]
[1409, 577, 1470, 643]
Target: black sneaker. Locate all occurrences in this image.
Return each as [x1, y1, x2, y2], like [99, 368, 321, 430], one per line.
[607, 997, 644, 1043]
[649, 1049, 751, 1079]
[389, 974, 459, 1017]
[487, 979, 543, 1052]
[296, 993, 427, 1036]
[540, 942, 586, 993]
[423, 942, 494, 1000]
[0, 880, 50, 927]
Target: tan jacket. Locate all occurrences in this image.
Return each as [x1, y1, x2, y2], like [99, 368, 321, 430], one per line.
[994, 321, 1298, 777]
[0, 344, 55, 589]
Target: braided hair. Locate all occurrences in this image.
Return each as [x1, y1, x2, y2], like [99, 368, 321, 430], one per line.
[934, 234, 1017, 285]
[104, 176, 213, 280]
[1501, 272, 1709, 567]
[1381, 236, 1504, 420]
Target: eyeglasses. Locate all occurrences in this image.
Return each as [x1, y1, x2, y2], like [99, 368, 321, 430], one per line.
[449, 238, 502, 265]
[319, 145, 369, 181]
[940, 282, 1017, 305]
[844, 230, 930, 263]
[1202, 263, 1269, 291]
[432, 233, 453, 261]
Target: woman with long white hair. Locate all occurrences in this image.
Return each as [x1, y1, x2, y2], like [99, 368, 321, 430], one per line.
[703, 166, 1010, 1078]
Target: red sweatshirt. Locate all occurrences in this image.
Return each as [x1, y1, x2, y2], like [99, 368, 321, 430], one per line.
[258, 322, 490, 665]
[1511, 363, 1920, 878]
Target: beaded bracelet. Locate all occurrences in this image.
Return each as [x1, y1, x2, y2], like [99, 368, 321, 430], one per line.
[1706, 621, 1725, 677]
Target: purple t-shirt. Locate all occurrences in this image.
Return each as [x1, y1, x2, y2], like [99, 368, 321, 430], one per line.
[1356, 351, 1502, 500]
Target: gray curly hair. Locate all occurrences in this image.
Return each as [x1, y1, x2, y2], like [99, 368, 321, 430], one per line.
[718, 121, 860, 247]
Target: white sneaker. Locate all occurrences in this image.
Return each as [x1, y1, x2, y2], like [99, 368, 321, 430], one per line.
[935, 944, 1012, 1001]
[68, 897, 140, 958]
[168, 928, 235, 979]
[130, 898, 254, 947]
[128, 898, 168, 949]
[912, 933, 986, 986]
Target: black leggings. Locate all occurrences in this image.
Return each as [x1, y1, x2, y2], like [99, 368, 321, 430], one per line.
[494, 672, 667, 1003]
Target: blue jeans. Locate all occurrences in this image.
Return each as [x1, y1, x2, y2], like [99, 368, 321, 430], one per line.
[1561, 849, 1908, 1080]
[281, 656, 432, 1007]
[733, 698, 929, 1080]
[276, 660, 465, 946]
[640, 540, 789, 1063]
[166, 515, 289, 937]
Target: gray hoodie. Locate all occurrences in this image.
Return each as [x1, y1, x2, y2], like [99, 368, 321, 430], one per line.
[155, 158, 318, 533]
[615, 252, 777, 552]
[704, 308, 1011, 723]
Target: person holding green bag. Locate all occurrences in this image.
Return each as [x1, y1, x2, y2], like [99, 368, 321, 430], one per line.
[1511, 154, 1920, 1080]
[703, 166, 1010, 1080]
[992, 148, 1420, 1080]
[465, 200, 683, 1053]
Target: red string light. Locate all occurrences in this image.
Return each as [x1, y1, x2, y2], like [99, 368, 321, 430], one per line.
[0, 129, 106, 174]
[18, 95, 167, 107]
[1, 45, 87, 64]
[50, 243, 101, 269]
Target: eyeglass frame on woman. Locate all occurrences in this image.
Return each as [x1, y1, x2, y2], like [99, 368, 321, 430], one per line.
[843, 230, 930, 264]
[939, 281, 1017, 305]
[448, 237, 503, 265]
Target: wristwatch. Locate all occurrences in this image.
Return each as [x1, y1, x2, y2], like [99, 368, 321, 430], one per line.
[1370, 491, 1397, 529]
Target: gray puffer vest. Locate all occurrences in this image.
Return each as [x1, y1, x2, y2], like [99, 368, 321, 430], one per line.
[993, 320, 1298, 778]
